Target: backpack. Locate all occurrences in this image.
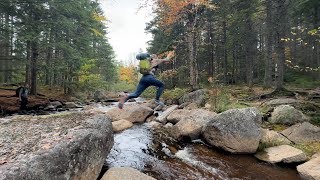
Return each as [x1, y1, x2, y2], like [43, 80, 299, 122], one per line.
[139, 60, 151, 75]
[15, 87, 24, 97]
[136, 53, 151, 75]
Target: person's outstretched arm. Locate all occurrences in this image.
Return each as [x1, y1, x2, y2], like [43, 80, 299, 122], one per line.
[151, 51, 175, 67]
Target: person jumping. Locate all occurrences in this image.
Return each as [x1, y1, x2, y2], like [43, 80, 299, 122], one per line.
[118, 51, 175, 109]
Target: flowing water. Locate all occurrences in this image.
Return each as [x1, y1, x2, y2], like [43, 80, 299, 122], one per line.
[104, 123, 300, 180]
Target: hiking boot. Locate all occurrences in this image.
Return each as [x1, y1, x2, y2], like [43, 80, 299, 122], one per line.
[118, 96, 127, 109]
[155, 100, 165, 107]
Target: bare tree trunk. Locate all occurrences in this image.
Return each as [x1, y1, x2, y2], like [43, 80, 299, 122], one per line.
[245, 13, 254, 87]
[45, 30, 52, 85]
[222, 19, 228, 84]
[30, 40, 38, 95]
[264, 0, 273, 87]
[187, 19, 198, 89]
[275, 0, 286, 90]
[4, 12, 10, 83]
[25, 40, 31, 85]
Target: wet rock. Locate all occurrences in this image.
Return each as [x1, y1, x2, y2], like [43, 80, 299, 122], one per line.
[281, 122, 320, 143]
[106, 104, 153, 123]
[167, 109, 191, 124]
[64, 102, 82, 108]
[36, 110, 50, 116]
[101, 167, 156, 180]
[202, 107, 262, 153]
[149, 121, 162, 129]
[146, 115, 156, 122]
[297, 155, 320, 180]
[50, 101, 63, 109]
[154, 105, 164, 111]
[144, 100, 160, 110]
[179, 89, 208, 106]
[260, 129, 291, 146]
[263, 98, 299, 106]
[156, 105, 179, 124]
[44, 105, 55, 111]
[0, 112, 114, 180]
[255, 145, 307, 164]
[270, 105, 308, 125]
[112, 119, 133, 133]
[172, 109, 216, 141]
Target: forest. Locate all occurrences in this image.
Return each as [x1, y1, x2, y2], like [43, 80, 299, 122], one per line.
[0, 0, 319, 96]
[145, 0, 319, 90]
[0, 0, 117, 95]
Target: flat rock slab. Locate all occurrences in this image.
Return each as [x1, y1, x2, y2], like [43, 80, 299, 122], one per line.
[0, 112, 114, 180]
[112, 119, 133, 133]
[101, 167, 156, 180]
[106, 104, 153, 123]
[297, 156, 320, 180]
[255, 145, 307, 164]
[281, 122, 320, 143]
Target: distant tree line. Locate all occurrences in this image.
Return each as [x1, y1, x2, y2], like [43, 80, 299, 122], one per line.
[0, 0, 117, 95]
[146, 0, 320, 89]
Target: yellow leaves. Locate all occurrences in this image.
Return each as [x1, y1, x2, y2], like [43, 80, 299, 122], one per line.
[79, 74, 102, 83]
[93, 12, 107, 22]
[308, 28, 319, 36]
[119, 66, 137, 84]
[285, 60, 320, 72]
[90, 28, 104, 37]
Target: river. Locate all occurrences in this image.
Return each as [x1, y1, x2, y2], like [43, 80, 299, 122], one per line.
[102, 123, 300, 180]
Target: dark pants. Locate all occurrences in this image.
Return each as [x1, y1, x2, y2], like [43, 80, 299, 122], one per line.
[20, 97, 28, 111]
[126, 75, 164, 101]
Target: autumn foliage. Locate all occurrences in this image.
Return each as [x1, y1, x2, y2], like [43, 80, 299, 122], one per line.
[119, 66, 138, 83]
[153, 0, 214, 27]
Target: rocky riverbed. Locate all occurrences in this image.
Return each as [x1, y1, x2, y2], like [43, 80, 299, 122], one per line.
[1, 88, 319, 180]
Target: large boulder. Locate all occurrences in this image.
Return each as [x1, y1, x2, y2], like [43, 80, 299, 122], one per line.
[101, 167, 156, 180]
[179, 89, 208, 106]
[270, 105, 308, 125]
[171, 109, 216, 141]
[112, 119, 133, 133]
[202, 107, 262, 153]
[167, 109, 192, 124]
[260, 129, 291, 146]
[255, 145, 307, 164]
[106, 104, 153, 123]
[155, 105, 178, 124]
[0, 112, 114, 180]
[281, 122, 320, 143]
[297, 155, 320, 180]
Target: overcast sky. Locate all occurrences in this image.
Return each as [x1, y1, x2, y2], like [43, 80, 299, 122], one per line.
[99, 0, 153, 65]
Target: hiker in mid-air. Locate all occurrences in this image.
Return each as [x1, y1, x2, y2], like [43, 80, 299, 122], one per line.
[17, 83, 29, 114]
[118, 51, 175, 109]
